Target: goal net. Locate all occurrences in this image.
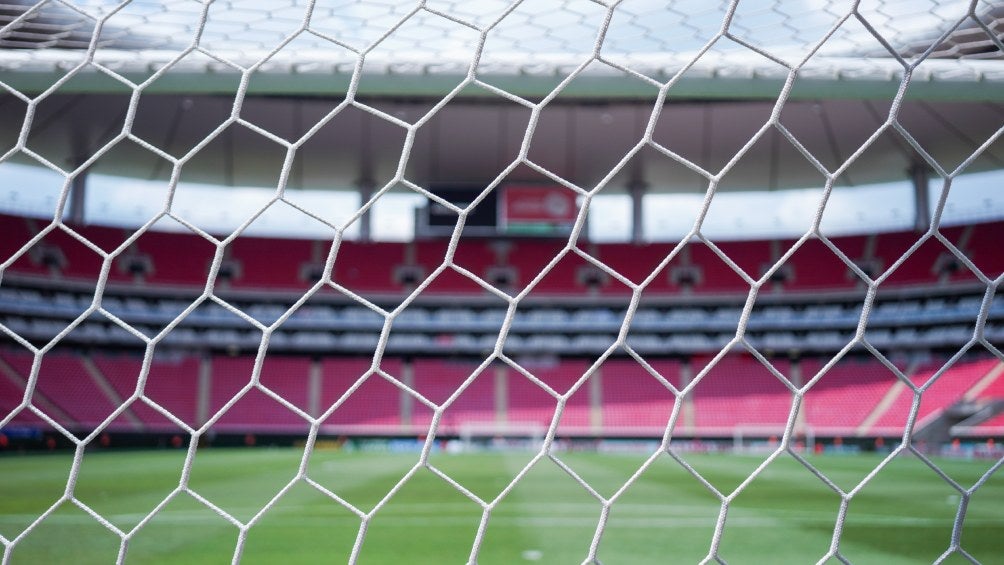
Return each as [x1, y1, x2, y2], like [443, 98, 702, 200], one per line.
[1, 0, 1003, 563]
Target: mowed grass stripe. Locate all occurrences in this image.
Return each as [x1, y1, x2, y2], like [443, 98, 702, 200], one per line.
[1, 449, 1002, 564]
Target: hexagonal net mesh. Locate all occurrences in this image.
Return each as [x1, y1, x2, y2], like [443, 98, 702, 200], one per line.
[1, 1, 1004, 564]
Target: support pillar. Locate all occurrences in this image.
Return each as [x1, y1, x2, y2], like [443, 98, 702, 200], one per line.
[197, 355, 212, 427]
[400, 360, 414, 432]
[589, 366, 603, 434]
[495, 364, 507, 426]
[66, 127, 90, 225]
[909, 161, 931, 232]
[629, 180, 647, 243]
[67, 171, 87, 225]
[308, 359, 322, 418]
[358, 180, 373, 242]
[358, 113, 374, 242]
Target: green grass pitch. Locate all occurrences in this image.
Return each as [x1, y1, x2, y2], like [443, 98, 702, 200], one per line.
[0, 447, 1001, 563]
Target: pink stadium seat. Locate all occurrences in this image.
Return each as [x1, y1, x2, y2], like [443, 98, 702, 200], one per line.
[209, 356, 310, 432]
[0, 349, 129, 432]
[782, 238, 858, 290]
[595, 243, 679, 295]
[507, 359, 591, 433]
[319, 358, 405, 432]
[411, 359, 496, 433]
[824, 234, 869, 269]
[49, 230, 106, 281]
[505, 241, 586, 295]
[601, 359, 680, 434]
[975, 412, 1004, 429]
[413, 240, 502, 293]
[0, 216, 50, 277]
[870, 358, 998, 432]
[258, 356, 314, 416]
[0, 214, 36, 265]
[872, 232, 945, 286]
[94, 352, 201, 429]
[228, 237, 312, 290]
[957, 222, 1004, 280]
[3, 226, 105, 280]
[975, 364, 1004, 399]
[0, 363, 46, 427]
[136, 230, 216, 286]
[801, 357, 900, 432]
[95, 233, 142, 285]
[690, 355, 793, 433]
[688, 241, 767, 294]
[332, 242, 405, 295]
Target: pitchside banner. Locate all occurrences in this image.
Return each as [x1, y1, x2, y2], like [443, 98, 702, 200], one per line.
[501, 184, 577, 235]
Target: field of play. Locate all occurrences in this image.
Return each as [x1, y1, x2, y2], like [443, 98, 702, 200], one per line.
[1, 448, 1001, 564]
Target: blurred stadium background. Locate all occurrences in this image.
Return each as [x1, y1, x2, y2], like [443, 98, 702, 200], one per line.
[1, 0, 1004, 563]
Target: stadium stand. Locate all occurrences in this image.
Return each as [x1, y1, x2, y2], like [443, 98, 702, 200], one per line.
[3, 213, 1003, 295]
[958, 222, 1004, 279]
[975, 412, 1004, 430]
[974, 367, 1004, 400]
[0, 349, 129, 432]
[331, 241, 406, 296]
[781, 237, 865, 291]
[689, 355, 794, 434]
[869, 358, 999, 433]
[2, 209, 1003, 440]
[507, 359, 591, 433]
[600, 359, 680, 434]
[319, 358, 405, 433]
[0, 365, 44, 427]
[93, 352, 202, 430]
[227, 238, 314, 290]
[1, 347, 1000, 438]
[209, 356, 311, 433]
[594, 243, 679, 294]
[801, 356, 903, 433]
[410, 359, 497, 434]
[133, 229, 217, 286]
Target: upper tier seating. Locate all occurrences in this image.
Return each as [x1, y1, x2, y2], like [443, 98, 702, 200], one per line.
[3, 213, 997, 295]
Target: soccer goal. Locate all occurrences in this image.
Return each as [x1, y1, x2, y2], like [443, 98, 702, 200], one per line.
[456, 421, 546, 453]
[1, 1, 1003, 563]
[732, 425, 816, 455]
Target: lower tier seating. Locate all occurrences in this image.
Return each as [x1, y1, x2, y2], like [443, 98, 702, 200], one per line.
[1, 348, 998, 438]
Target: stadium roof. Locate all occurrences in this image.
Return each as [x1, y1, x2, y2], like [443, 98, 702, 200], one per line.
[2, 0, 1003, 99]
[0, 0, 1002, 194]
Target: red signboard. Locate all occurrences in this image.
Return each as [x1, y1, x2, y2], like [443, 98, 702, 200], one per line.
[501, 185, 577, 233]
